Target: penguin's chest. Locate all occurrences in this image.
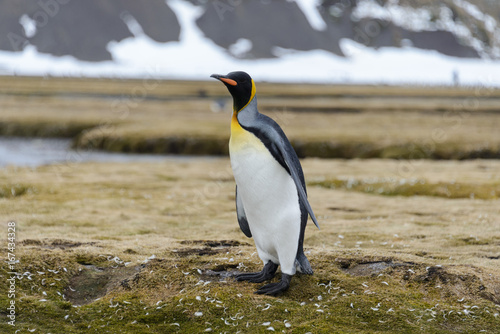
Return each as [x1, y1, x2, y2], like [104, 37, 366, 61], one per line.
[229, 115, 300, 237]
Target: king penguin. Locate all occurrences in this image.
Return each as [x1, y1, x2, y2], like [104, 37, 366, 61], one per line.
[211, 71, 320, 296]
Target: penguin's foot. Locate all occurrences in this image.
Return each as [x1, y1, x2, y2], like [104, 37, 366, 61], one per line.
[255, 274, 292, 296]
[235, 261, 278, 283]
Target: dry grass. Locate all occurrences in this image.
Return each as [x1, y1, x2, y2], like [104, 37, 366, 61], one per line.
[3, 75, 500, 98]
[1, 158, 499, 332]
[1, 76, 500, 158]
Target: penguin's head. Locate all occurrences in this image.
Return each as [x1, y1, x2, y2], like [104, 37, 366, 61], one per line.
[211, 71, 256, 112]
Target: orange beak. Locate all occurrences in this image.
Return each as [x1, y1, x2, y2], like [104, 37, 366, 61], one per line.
[211, 74, 237, 86]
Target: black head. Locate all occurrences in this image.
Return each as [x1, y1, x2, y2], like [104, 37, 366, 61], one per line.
[211, 71, 255, 112]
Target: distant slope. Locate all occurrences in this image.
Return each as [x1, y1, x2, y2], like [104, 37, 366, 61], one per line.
[0, 0, 497, 61]
[0, 0, 180, 61]
[0, 0, 499, 85]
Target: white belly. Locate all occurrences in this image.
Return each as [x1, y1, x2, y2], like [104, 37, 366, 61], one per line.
[230, 131, 301, 275]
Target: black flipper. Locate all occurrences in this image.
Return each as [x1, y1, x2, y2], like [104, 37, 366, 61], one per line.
[235, 186, 252, 238]
[280, 151, 320, 230]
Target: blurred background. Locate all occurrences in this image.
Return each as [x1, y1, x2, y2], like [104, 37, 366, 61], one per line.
[0, 0, 499, 84]
[1, 0, 500, 165]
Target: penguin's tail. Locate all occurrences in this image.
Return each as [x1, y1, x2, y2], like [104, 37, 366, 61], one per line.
[295, 250, 314, 275]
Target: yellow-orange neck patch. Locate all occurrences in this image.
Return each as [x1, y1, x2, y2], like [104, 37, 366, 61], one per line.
[230, 79, 258, 152]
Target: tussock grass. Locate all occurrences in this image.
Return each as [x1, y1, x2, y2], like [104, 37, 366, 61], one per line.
[310, 178, 500, 199]
[1, 76, 500, 158]
[0, 184, 35, 198]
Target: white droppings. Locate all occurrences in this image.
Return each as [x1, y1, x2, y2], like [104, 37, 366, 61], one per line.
[262, 322, 271, 326]
[142, 254, 156, 264]
[194, 311, 203, 317]
[382, 281, 389, 286]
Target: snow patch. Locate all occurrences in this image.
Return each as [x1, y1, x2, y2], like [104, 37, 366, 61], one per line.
[119, 12, 145, 37]
[229, 39, 253, 58]
[19, 14, 37, 38]
[352, 0, 498, 59]
[352, 0, 434, 32]
[292, 0, 327, 31]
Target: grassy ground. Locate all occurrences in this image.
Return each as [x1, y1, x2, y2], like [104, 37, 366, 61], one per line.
[1, 76, 500, 159]
[1, 158, 499, 333]
[1, 76, 499, 332]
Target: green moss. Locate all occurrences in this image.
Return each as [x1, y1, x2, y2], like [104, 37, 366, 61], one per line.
[2, 248, 498, 334]
[0, 184, 35, 198]
[0, 121, 99, 138]
[310, 178, 499, 199]
[74, 135, 229, 156]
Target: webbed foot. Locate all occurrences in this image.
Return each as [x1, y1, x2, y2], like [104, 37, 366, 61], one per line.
[255, 274, 291, 296]
[235, 261, 278, 283]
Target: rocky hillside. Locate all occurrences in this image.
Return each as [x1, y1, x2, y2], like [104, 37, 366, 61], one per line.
[0, 0, 498, 62]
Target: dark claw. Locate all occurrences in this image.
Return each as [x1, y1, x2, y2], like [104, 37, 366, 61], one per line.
[235, 261, 278, 283]
[255, 274, 292, 296]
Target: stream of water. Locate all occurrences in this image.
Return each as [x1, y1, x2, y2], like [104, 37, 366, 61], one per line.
[0, 137, 198, 168]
